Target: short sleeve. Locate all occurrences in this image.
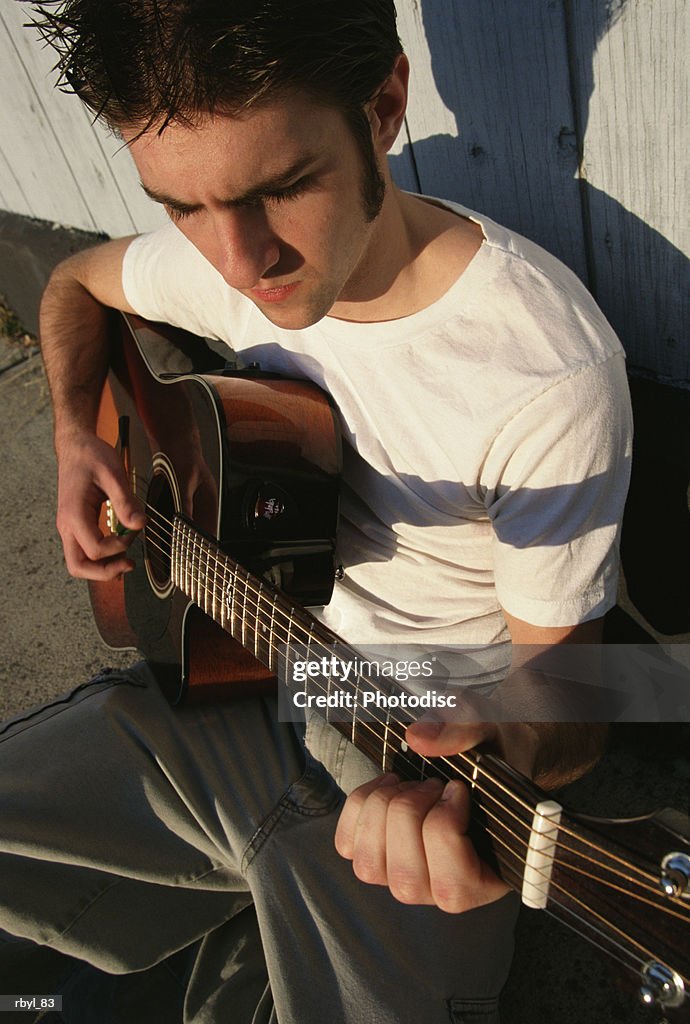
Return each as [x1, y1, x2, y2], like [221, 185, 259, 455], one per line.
[482, 353, 632, 627]
[121, 223, 253, 342]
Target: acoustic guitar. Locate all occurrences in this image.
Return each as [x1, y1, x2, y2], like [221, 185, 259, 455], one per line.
[90, 313, 689, 1019]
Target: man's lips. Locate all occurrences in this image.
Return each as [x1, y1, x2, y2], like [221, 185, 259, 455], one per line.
[250, 282, 300, 303]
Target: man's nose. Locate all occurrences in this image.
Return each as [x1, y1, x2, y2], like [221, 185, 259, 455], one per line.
[213, 207, 281, 289]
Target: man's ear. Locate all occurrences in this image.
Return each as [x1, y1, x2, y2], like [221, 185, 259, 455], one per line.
[368, 53, 409, 154]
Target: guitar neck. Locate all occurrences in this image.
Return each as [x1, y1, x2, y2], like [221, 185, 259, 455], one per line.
[170, 515, 540, 880]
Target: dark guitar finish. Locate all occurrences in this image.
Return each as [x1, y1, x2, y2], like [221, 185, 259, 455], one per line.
[89, 312, 341, 703]
[89, 313, 690, 1019]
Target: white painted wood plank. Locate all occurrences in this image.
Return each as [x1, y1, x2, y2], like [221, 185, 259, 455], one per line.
[571, 0, 689, 381]
[396, 0, 588, 281]
[2, 2, 167, 236]
[0, 5, 97, 230]
[0, 140, 34, 217]
[90, 127, 170, 234]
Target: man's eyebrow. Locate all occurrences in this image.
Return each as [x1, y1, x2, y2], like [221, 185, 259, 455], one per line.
[140, 154, 317, 211]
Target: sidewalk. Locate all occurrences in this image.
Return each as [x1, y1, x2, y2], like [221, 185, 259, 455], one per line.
[0, 345, 135, 721]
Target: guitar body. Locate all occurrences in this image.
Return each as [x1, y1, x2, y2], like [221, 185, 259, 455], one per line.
[89, 313, 341, 703]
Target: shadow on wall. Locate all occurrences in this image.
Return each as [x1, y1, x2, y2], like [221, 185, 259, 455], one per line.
[390, 0, 689, 635]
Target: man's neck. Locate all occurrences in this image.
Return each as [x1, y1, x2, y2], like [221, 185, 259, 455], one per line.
[329, 187, 484, 324]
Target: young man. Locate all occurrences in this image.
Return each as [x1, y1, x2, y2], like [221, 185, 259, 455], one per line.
[2, 1, 631, 1020]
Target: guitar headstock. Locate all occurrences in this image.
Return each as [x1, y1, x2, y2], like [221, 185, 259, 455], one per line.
[550, 804, 690, 1019]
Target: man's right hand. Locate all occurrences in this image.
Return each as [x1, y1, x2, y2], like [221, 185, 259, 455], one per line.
[56, 431, 146, 580]
[38, 237, 143, 580]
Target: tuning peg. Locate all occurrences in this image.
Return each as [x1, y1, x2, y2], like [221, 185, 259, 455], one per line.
[659, 852, 690, 897]
[639, 961, 685, 1011]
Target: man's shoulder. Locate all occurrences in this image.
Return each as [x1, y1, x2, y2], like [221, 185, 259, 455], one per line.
[422, 196, 624, 374]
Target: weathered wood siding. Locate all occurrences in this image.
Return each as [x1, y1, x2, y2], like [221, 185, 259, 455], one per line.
[0, 0, 686, 381]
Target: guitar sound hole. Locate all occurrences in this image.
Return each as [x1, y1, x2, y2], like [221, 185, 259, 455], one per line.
[145, 470, 176, 591]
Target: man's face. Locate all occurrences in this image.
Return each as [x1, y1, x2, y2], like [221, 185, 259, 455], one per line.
[125, 92, 387, 329]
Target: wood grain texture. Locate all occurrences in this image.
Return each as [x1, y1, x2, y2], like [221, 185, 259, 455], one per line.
[569, 0, 689, 381]
[396, 0, 588, 281]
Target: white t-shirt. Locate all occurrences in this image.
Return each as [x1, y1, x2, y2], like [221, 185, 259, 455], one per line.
[122, 199, 632, 656]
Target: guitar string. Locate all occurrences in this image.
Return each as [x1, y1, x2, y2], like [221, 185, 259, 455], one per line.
[120, 474, 683, 985]
[143, 523, 690, 975]
[486, 826, 662, 978]
[128, 516, 690, 969]
[544, 872, 689, 984]
[541, 852, 690, 925]
[137, 508, 680, 903]
[132, 498, 682, 905]
[140, 509, 685, 907]
[142, 527, 690, 951]
[484, 821, 685, 983]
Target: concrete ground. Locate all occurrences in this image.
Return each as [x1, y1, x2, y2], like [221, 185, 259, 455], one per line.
[1, 338, 688, 1023]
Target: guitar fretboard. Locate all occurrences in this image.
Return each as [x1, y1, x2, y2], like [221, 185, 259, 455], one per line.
[169, 516, 535, 879]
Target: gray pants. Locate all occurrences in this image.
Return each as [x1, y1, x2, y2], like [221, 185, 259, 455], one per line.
[0, 665, 518, 1023]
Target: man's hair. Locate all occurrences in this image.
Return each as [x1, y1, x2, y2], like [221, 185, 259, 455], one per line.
[28, 0, 402, 218]
[28, 0, 401, 129]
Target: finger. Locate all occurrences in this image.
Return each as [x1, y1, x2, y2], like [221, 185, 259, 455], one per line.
[62, 532, 135, 580]
[68, 516, 136, 563]
[334, 773, 398, 860]
[422, 782, 510, 913]
[349, 779, 409, 885]
[383, 778, 446, 905]
[406, 718, 497, 757]
[96, 463, 146, 531]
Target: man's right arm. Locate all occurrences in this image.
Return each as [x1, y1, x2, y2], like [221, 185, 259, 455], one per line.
[40, 237, 146, 580]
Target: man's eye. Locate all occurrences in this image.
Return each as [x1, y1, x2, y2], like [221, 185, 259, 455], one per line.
[165, 205, 198, 223]
[265, 178, 310, 205]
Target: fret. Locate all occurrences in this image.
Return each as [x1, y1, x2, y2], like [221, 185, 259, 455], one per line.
[324, 643, 333, 706]
[323, 638, 333, 720]
[183, 523, 191, 597]
[303, 628, 315, 712]
[254, 581, 263, 660]
[285, 612, 295, 689]
[198, 537, 207, 610]
[187, 531, 195, 603]
[203, 542, 211, 615]
[178, 522, 185, 595]
[382, 707, 391, 772]
[196, 537, 203, 610]
[176, 520, 184, 593]
[240, 567, 248, 648]
[220, 554, 232, 632]
[200, 538, 207, 608]
[211, 544, 219, 622]
[351, 671, 362, 745]
[192, 530, 199, 602]
[351, 686, 359, 746]
[187, 526, 193, 597]
[192, 534, 200, 606]
[229, 560, 238, 639]
[268, 593, 278, 672]
[177, 521, 185, 593]
[170, 518, 180, 588]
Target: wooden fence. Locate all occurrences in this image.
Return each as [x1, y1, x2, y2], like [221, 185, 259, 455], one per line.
[0, 0, 687, 382]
